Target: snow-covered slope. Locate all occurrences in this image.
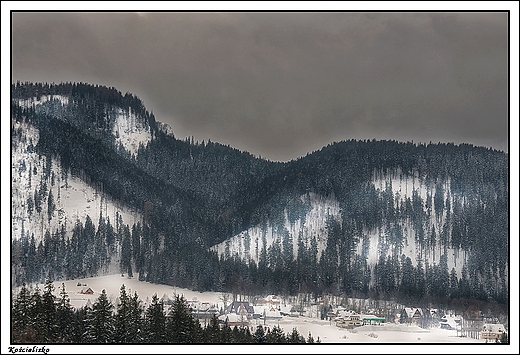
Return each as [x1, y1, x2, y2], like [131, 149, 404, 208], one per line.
[11, 110, 143, 243]
[368, 171, 465, 275]
[112, 107, 153, 156]
[16, 94, 69, 107]
[210, 193, 340, 263]
[211, 172, 466, 277]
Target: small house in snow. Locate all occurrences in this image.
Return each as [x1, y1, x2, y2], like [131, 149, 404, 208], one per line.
[335, 312, 363, 328]
[219, 313, 249, 327]
[256, 295, 281, 306]
[226, 301, 254, 319]
[80, 287, 94, 295]
[440, 314, 461, 330]
[254, 306, 283, 320]
[400, 307, 423, 324]
[481, 323, 507, 341]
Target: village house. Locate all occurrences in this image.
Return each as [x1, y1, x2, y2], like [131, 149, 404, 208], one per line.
[279, 304, 301, 317]
[335, 310, 363, 328]
[481, 323, 507, 341]
[362, 316, 386, 325]
[255, 294, 281, 307]
[79, 287, 94, 295]
[225, 301, 254, 319]
[400, 307, 424, 324]
[218, 313, 249, 327]
[187, 298, 219, 320]
[439, 313, 462, 330]
[253, 305, 283, 320]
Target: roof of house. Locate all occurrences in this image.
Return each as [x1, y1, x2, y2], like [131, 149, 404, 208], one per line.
[440, 314, 460, 329]
[403, 307, 423, 318]
[218, 313, 249, 324]
[226, 301, 254, 314]
[482, 324, 507, 334]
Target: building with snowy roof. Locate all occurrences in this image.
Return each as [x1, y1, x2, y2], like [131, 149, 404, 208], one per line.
[226, 301, 254, 319]
[481, 323, 507, 341]
[218, 313, 249, 327]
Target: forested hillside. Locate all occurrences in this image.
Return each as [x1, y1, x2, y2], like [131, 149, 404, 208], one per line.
[11, 82, 508, 308]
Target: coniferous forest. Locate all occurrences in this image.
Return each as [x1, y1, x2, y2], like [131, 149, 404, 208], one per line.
[11, 82, 509, 325]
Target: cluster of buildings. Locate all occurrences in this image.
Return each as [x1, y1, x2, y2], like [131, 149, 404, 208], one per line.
[216, 295, 303, 327]
[328, 305, 507, 341]
[330, 308, 386, 328]
[181, 294, 302, 327]
[184, 292, 508, 342]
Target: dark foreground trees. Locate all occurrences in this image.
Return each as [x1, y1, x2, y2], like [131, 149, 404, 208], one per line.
[12, 281, 316, 344]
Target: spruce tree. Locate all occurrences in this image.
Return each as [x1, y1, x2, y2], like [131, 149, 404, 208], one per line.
[307, 331, 315, 343]
[41, 277, 58, 341]
[166, 295, 200, 343]
[114, 284, 131, 343]
[288, 327, 305, 343]
[204, 314, 221, 343]
[266, 325, 286, 343]
[84, 289, 114, 343]
[220, 321, 233, 343]
[114, 285, 143, 343]
[12, 284, 32, 342]
[56, 283, 73, 342]
[29, 285, 45, 342]
[144, 294, 166, 343]
[253, 325, 266, 343]
[128, 291, 144, 343]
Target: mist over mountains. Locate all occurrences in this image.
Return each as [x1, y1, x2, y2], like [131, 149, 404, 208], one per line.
[11, 82, 508, 307]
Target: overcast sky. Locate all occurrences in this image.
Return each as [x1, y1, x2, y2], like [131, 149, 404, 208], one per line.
[11, 11, 510, 161]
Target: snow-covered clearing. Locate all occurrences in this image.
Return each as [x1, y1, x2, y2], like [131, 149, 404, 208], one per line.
[14, 274, 487, 345]
[113, 107, 152, 156]
[19, 274, 223, 311]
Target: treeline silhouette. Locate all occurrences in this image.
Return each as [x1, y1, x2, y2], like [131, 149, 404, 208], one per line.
[12, 279, 317, 344]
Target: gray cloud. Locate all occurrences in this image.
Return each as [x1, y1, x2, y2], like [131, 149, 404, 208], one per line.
[11, 12, 509, 161]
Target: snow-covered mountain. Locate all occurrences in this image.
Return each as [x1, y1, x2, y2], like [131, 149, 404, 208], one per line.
[211, 172, 466, 279]
[12, 95, 148, 243]
[11, 82, 508, 307]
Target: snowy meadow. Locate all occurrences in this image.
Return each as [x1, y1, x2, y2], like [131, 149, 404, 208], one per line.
[15, 274, 488, 345]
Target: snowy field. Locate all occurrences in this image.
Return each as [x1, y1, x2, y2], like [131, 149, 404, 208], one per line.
[15, 274, 489, 345]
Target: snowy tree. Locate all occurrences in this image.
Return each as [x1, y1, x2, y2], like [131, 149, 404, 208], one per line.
[114, 284, 133, 343]
[47, 190, 55, 221]
[144, 293, 166, 343]
[12, 284, 32, 341]
[203, 314, 221, 343]
[84, 289, 114, 343]
[29, 285, 45, 342]
[266, 325, 286, 343]
[120, 224, 133, 277]
[41, 277, 58, 341]
[288, 327, 305, 343]
[253, 325, 266, 343]
[166, 295, 201, 343]
[56, 283, 73, 342]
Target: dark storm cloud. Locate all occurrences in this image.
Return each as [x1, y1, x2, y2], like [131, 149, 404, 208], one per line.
[11, 11, 508, 161]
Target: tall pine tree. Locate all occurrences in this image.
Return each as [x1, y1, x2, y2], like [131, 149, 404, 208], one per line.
[84, 289, 114, 343]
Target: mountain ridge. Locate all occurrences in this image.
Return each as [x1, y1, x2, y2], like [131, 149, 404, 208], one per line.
[11, 81, 508, 306]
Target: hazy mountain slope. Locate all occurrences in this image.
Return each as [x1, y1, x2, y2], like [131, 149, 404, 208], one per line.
[11, 118, 141, 243]
[11, 82, 508, 306]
